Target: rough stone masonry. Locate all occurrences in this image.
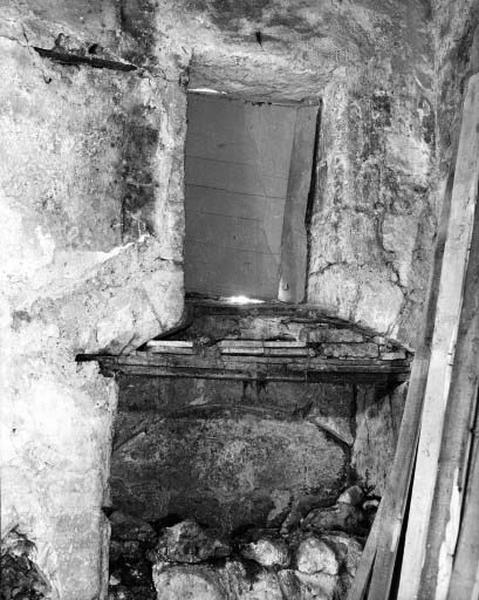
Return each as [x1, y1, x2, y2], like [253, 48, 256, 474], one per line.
[1, 0, 478, 598]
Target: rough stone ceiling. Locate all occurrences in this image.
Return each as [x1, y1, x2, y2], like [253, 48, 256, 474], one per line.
[152, 0, 433, 100]
[5, 0, 433, 101]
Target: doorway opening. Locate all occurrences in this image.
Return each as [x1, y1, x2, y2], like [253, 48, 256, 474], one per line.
[183, 92, 319, 304]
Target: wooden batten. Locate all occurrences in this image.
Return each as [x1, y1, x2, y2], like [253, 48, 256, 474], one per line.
[218, 340, 309, 356]
[217, 340, 307, 348]
[146, 340, 195, 354]
[446, 409, 479, 599]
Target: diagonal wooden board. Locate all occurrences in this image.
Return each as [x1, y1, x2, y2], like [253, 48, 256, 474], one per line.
[396, 73, 479, 600]
[278, 104, 319, 303]
[418, 174, 479, 599]
[446, 404, 479, 600]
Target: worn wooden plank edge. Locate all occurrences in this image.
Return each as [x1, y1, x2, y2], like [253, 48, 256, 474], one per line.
[366, 363, 425, 600]
[278, 104, 319, 303]
[446, 409, 479, 599]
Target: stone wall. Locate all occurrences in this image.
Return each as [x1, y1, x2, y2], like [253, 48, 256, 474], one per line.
[112, 377, 354, 535]
[305, 0, 479, 347]
[0, 2, 186, 598]
[0, 0, 470, 597]
[306, 6, 437, 347]
[434, 0, 479, 189]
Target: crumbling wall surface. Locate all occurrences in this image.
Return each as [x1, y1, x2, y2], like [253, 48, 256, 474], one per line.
[113, 377, 355, 534]
[0, 3, 186, 598]
[352, 382, 408, 495]
[139, 0, 434, 103]
[433, 0, 479, 194]
[0, 0, 462, 597]
[306, 1, 479, 348]
[307, 4, 437, 347]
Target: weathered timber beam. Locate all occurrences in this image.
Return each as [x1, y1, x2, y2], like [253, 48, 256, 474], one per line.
[80, 352, 410, 384]
[278, 104, 319, 303]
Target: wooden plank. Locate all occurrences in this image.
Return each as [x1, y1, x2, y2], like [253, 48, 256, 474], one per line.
[96, 364, 409, 385]
[186, 133, 264, 168]
[185, 155, 288, 198]
[219, 348, 309, 356]
[364, 356, 427, 600]
[218, 340, 265, 348]
[88, 352, 410, 386]
[418, 173, 479, 599]
[186, 95, 296, 176]
[185, 185, 284, 221]
[146, 341, 194, 348]
[446, 418, 479, 600]
[397, 73, 479, 600]
[145, 341, 194, 355]
[217, 340, 307, 352]
[185, 210, 284, 252]
[186, 134, 293, 178]
[117, 352, 408, 371]
[279, 104, 319, 303]
[264, 341, 306, 348]
[217, 341, 306, 348]
[219, 347, 265, 355]
[349, 125, 455, 600]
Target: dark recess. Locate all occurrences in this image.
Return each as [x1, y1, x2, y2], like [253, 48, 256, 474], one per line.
[33, 47, 137, 72]
[304, 100, 322, 301]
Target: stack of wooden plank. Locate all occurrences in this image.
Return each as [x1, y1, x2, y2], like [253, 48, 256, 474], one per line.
[217, 340, 309, 356]
[349, 73, 479, 600]
[146, 340, 194, 354]
[93, 348, 410, 384]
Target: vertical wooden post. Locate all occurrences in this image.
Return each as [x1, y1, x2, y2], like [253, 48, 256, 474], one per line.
[397, 73, 479, 600]
[278, 104, 319, 303]
[446, 419, 479, 599]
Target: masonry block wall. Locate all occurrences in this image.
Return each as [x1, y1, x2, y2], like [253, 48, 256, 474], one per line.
[0, 2, 186, 597]
[1, 0, 478, 598]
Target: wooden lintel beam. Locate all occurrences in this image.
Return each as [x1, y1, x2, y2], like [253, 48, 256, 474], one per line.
[81, 352, 410, 384]
[278, 104, 319, 303]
